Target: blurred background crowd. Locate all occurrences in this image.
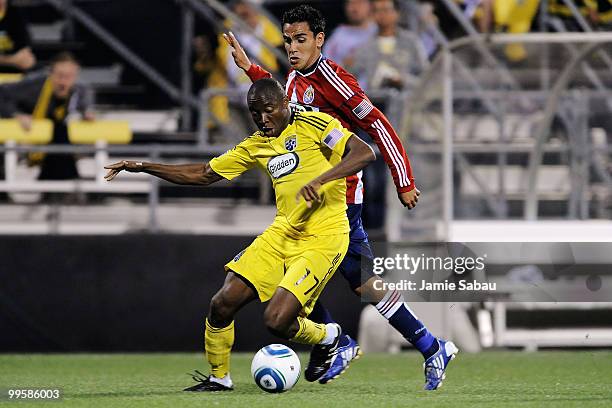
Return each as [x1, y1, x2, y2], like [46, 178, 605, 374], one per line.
[0, 0, 611, 235]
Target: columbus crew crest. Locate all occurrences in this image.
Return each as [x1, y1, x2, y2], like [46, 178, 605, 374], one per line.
[303, 85, 315, 104]
[285, 135, 297, 151]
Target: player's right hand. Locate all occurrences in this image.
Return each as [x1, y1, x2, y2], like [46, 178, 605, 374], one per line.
[297, 180, 323, 208]
[104, 160, 144, 181]
[223, 31, 252, 72]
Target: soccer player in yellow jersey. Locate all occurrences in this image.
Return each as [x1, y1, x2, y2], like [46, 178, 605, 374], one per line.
[104, 78, 375, 391]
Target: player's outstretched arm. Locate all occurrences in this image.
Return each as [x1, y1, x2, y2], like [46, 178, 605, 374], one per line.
[104, 161, 223, 186]
[297, 135, 375, 207]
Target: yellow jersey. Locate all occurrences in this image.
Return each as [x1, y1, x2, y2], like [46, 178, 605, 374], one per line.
[209, 111, 353, 237]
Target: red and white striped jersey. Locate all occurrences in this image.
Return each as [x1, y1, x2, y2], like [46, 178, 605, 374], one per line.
[246, 55, 415, 204]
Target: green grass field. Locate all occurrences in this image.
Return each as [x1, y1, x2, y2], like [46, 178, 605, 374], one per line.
[1, 351, 611, 407]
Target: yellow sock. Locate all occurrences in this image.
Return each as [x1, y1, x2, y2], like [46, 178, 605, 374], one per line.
[291, 317, 327, 345]
[205, 319, 234, 378]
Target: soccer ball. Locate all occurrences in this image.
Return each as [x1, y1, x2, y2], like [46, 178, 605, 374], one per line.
[251, 344, 301, 393]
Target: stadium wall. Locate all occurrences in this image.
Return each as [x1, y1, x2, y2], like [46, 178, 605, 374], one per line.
[0, 235, 363, 352]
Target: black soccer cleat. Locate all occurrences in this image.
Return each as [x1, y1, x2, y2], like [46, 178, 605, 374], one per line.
[183, 370, 233, 392]
[304, 323, 342, 382]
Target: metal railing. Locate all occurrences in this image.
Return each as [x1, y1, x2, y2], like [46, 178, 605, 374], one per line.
[389, 32, 612, 242]
[0, 143, 230, 231]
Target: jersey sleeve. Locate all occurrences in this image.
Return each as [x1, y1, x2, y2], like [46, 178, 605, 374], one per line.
[209, 139, 257, 180]
[245, 64, 273, 82]
[319, 60, 416, 192]
[318, 116, 353, 158]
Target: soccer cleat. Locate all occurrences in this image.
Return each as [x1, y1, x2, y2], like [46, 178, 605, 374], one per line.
[304, 323, 342, 382]
[423, 339, 459, 391]
[318, 334, 362, 384]
[183, 370, 233, 392]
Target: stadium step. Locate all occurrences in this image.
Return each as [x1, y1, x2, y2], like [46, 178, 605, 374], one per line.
[80, 64, 123, 86]
[460, 164, 571, 197]
[93, 84, 147, 108]
[0, 203, 276, 234]
[95, 110, 181, 133]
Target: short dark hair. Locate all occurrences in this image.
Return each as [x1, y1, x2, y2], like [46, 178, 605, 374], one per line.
[282, 5, 326, 35]
[248, 78, 285, 102]
[51, 51, 80, 67]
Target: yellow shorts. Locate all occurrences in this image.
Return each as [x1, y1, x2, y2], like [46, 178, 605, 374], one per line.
[225, 227, 349, 316]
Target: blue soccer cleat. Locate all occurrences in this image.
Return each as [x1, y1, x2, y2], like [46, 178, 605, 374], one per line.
[423, 339, 459, 390]
[318, 334, 362, 384]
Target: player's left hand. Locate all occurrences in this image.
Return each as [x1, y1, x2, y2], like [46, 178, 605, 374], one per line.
[398, 188, 420, 209]
[297, 180, 323, 208]
[104, 160, 144, 181]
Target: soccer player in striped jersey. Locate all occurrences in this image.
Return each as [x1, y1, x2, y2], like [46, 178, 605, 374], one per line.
[224, 4, 458, 390]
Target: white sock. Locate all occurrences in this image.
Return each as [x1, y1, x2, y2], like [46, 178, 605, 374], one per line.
[375, 290, 405, 320]
[210, 373, 233, 387]
[320, 323, 339, 345]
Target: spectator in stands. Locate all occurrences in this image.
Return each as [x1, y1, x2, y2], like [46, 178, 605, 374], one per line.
[439, 0, 537, 63]
[549, 0, 612, 30]
[352, 0, 427, 92]
[415, 2, 442, 58]
[589, 0, 612, 30]
[548, 0, 592, 31]
[192, 35, 216, 95]
[0, 52, 94, 181]
[324, 0, 377, 70]
[190, 33, 219, 130]
[490, 0, 539, 63]
[206, 0, 283, 135]
[224, 0, 284, 90]
[0, 0, 36, 73]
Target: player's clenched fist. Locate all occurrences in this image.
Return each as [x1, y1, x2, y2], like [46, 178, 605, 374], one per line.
[398, 188, 420, 209]
[297, 180, 323, 208]
[104, 160, 143, 181]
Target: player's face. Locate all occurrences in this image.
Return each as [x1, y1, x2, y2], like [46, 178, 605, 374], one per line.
[283, 22, 324, 71]
[50, 61, 80, 99]
[248, 94, 291, 138]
